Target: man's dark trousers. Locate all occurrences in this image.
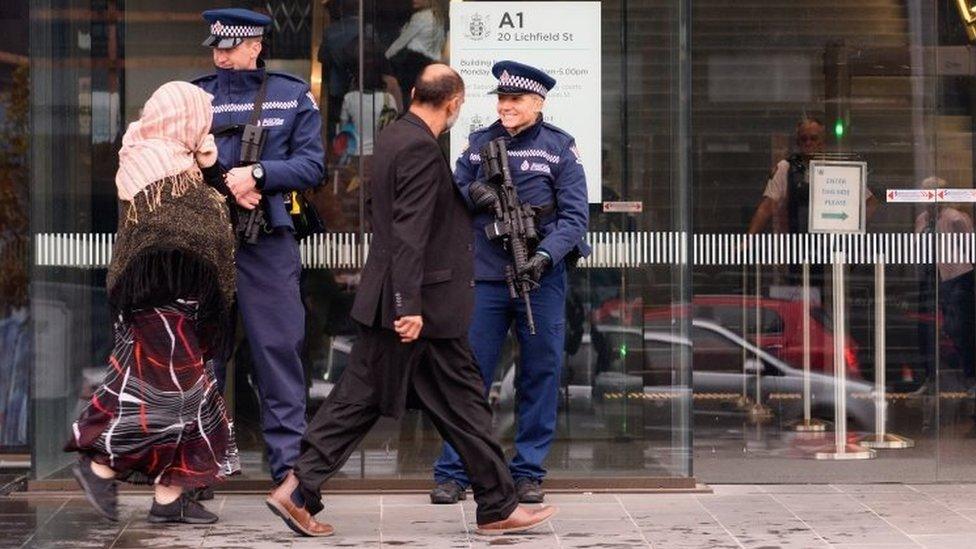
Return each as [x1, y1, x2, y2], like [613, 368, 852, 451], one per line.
[293, 324, 518, 526]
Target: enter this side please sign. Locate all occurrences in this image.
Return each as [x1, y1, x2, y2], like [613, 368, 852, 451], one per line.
[808, 161, 867, 234]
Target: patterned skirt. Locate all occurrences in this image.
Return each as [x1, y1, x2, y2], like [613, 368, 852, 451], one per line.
[66, 300, 240, 487]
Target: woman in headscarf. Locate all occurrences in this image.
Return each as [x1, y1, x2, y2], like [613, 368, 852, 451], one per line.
[65, 81, 240, 524]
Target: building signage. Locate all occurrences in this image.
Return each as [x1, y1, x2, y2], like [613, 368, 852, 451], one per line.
[450, 2, 602, 203]
[885, 189, 936, 203]
[885, 188, 976, 203]
[603, 201, 643, 213]
[808, 160, 867, 233]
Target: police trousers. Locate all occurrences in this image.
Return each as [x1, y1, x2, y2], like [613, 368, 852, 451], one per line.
[294, 324, 518, 525]
[434, 262, 567, 486]
[217, 228, 307, 483]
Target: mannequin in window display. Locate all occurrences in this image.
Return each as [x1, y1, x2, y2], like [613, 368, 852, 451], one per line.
[385, 0, 447, 109]
[431, 60, 590, 505]
[913, 176, 976, 398]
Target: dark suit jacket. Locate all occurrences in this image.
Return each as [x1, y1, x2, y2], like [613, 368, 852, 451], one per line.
[351, 112, 476, 340]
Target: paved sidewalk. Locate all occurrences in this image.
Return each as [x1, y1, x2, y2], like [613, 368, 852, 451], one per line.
[4, 484, 976, 548]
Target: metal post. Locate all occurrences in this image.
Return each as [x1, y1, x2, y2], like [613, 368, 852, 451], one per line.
[860, 253, 914, 449]
[816, 252, 875, 459]
[749, 263, 773, 422]
[796, 261, 826, 432]
[737, 261, 751, 408]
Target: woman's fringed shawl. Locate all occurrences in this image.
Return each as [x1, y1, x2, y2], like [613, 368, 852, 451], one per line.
[107, 81, 235, 357]
[107, 167, 236, 356]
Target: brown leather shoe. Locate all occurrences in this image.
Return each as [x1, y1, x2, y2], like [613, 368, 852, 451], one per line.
[265, 472, 335, 537]
[475, 504, 558, 536]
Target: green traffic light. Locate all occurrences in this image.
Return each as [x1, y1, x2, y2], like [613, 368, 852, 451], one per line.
[834, 119, 845, 138]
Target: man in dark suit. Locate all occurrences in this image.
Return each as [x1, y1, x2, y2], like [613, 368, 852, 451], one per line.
[264, 64, 558, 538]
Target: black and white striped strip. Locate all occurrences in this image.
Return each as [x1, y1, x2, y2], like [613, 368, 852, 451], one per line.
[34, 232, 976, 269]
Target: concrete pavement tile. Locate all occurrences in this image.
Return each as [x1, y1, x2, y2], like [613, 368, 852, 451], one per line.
[833, 484, 917, 494]
[760, 485, 841, 494]
[293, 536, 379, 548]
[112, 524, 210, 548]
[708, 485, 764, 496]
[558, 532, 649, 548]
[771, 493, 916, 545]
[550, 518, 640, 535]
[544, 493, 620, 504]
[380, 535, 470, 548]
[854, 500, 976, 535]
[697, 494, 829, 548]
[830, 545, 919, 549]
[914, 534, 976, 549]
[470, 534, 561, 548]
[627, 498, 743, 549]
[541, 502, 626, 520]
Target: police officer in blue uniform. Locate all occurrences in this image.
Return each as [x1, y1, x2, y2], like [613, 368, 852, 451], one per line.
[192, 8, 325, 486]
[432, 60, 589, 504]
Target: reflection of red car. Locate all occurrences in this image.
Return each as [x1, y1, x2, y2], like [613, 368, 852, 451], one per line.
[592, 295, 861, 377]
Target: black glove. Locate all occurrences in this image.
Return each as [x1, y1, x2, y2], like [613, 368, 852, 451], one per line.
[520, 252, 551, 283]
[468, 181, 500, 212]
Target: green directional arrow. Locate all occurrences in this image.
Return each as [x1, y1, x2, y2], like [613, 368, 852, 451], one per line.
[821, 212, 849, 220]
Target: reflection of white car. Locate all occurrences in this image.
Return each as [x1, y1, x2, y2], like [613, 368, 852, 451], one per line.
[495, 320, 875, 429]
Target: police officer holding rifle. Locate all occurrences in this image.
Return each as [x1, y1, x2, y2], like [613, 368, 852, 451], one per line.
[432, 60, 590, 505]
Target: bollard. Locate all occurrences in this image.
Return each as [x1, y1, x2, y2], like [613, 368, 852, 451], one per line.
[859, 253, 914, 449]
[815, 251, 875, 460]
[795, 261, 827, 432]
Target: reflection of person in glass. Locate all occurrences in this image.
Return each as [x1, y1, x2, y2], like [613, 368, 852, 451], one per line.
[914, 176, 975, 395]
[318, 0, 401, 142]
[432, 61, 590, 505]
[66, 82, 239, 525]
[192, 8, 325, 490]
[386, 0, 446, 108]
[265, 65, 557, 537]
[748, 117, 879, 236]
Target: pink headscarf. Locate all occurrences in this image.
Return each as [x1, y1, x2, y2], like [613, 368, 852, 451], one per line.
[115, 81, 215, 201]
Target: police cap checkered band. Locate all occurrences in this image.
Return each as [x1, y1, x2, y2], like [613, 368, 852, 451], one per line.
[210, 21, 264, 38]
[497, 70, 548, 97]
[490, 60, 556, 98]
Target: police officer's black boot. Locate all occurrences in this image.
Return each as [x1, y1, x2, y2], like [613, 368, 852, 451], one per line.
[516, 478, 545, 504]
[430, 481, 467, 504]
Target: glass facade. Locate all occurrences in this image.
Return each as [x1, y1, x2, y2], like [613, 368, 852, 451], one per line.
[5, 0, 976, 487]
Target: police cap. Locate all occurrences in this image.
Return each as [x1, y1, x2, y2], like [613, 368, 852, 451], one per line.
[201, 8, 271, 49]
[489, 60, 556, 99]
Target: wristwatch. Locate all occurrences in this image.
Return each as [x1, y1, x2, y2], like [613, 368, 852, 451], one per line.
[251, 163, 265, 188]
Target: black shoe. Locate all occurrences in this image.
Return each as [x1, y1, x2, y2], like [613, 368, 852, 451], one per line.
[516, 478, 545, 504]
[71, 456, 118, 522]
[148, 493, 218, 524]
[430, 481, 467, 504]
[188, 486, 215, 501]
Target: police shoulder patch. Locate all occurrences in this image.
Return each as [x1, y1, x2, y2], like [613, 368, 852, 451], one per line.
[305, 91, 319, 111]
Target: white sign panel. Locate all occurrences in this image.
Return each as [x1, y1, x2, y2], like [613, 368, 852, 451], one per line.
[450, 2, 602, 203]
[808, 161, 867, 234]
[938, 188, 976, 202]
[886, 189, 936, 203]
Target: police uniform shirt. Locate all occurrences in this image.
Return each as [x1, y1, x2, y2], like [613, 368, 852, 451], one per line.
[455, 116, 589, 281]
[193, 67, 325, 230]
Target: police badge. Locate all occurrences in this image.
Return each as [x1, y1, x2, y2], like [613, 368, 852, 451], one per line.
[464, 13, 490, 41]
